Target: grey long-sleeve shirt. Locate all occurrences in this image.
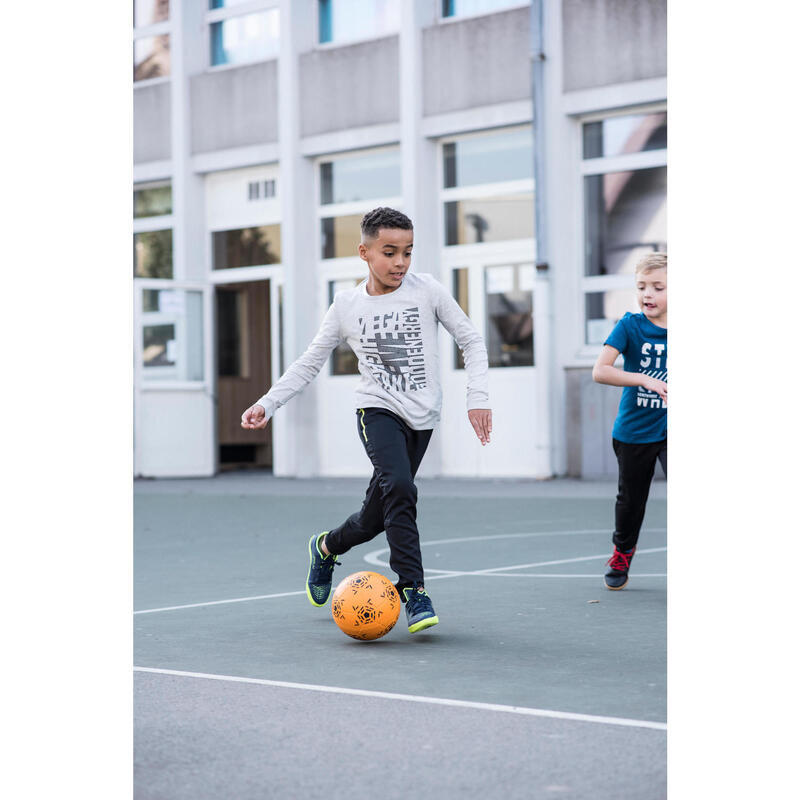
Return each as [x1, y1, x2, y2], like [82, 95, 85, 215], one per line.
[256, 272, 489, 430]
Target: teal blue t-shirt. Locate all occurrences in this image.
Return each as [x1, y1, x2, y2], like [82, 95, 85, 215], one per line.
[605, 312, 667, 443]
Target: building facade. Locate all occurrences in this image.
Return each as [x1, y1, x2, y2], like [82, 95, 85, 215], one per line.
[133, 0, 667, 480]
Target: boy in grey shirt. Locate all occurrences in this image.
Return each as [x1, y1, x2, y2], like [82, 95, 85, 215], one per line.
[241, 207, 491, 633]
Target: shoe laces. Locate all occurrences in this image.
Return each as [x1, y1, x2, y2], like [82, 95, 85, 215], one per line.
[607, 548, 634, 571]
[312, 552, 339, 580]
[406, 588, 433, 613]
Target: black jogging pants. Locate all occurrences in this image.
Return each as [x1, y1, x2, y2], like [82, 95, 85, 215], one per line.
[324, 408, 432, 593]
[612, 437, 667, 552]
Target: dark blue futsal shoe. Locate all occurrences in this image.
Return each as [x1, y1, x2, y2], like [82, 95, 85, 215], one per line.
[402, 586, 439, 633]
[604, 546, 635, 590]
[306, 532, 339, 607]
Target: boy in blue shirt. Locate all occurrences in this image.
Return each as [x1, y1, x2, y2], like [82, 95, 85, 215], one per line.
[592, 253, 667, 589]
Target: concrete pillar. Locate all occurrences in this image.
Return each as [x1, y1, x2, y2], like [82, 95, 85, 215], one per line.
[170, 0, 206, 284]
[400, 1, 442, 475]
[277, 0, 319, 476]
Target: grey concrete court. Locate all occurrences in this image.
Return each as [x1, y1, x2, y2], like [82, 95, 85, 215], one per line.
[134, 473, 667, 800]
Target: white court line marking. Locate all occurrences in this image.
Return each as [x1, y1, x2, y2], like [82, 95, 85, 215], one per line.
[372, 547, 668, 578]
[473, 572, 667, 579]
[134, 531, 666, 614]
[133, 666, 667, 731]
[134, 590, 305, 615]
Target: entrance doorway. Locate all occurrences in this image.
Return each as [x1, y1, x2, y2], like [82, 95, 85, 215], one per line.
[215, 280, 272, 470]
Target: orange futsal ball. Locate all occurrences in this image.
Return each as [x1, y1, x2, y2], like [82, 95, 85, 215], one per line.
[331, 571, 401, 640]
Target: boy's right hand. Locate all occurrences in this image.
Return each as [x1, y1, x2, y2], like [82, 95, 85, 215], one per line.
[241, 404, 269, 430]
[640, 376, 668, 404]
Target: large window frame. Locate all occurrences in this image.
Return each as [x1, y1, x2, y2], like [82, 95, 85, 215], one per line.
[133, 2, 171, 86]
[205, 0, 280, 71]
[578, 104, 667, 351]
[438, 126, 536, 372]
[316, 0, 401, 48]
[314, 145, 403, 377]
[133, 179, 174, 279]
[439, 0, 529, 23]
[439, 125, 535, 251]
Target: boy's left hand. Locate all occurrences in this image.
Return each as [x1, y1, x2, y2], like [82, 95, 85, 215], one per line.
[468, 409, 492, 445]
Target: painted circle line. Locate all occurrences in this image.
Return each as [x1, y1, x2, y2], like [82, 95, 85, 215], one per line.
[363, 528, 667, 577]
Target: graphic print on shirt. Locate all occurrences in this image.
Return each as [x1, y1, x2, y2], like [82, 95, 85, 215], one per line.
[636, 341, 667, 409]
[359, 307, 427, 393]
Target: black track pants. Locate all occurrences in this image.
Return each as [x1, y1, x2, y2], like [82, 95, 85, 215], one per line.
[324, 408, 432, 592]
[612, 437, 667, 552]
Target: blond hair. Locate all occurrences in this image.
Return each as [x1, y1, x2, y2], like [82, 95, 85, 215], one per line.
[635, 252, 667, 275]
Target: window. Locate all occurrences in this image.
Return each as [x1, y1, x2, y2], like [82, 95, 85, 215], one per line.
[318, 0, 400, 45]
[134, 0, 169, 27]
[213, 225, 282, 269]
[140, 289, 204, 381]
[134, 1, 170, 82]
[328, 280, 360, 375]
[484, 264, 534, 368]
[443, 128, 532, 188]
[321, 215, 363, 260]
[317, 148, 401, 261]
[584, 166, 667, 277]
[441, 127, 534, 248]
[444, 194, 534, 246]
[134, 230, 173, 278]
[134, 182, 172, 218]
[320, 151, 401, 205]
[441, 0, 525, 19]
[134, 180, 173, 277]
[209, 7, 280, 67]
[580, 109, 667, 345]
[583, 112, 667, 159]
[585, 290, 639, 347]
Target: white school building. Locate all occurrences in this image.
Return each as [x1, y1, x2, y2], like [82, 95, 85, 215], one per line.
[133, 0, 666, 480]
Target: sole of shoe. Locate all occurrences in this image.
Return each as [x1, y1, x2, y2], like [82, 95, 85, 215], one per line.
[305, 533, 331, 607]
[604, 576, 629, 590]
[408, 615, 439, 634]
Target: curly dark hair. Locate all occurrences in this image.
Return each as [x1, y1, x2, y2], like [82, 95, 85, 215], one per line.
[360, 207, 413, 240]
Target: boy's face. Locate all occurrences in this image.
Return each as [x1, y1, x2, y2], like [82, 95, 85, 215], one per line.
[359, 227, 414, 294]
[636, 267, 667, 325]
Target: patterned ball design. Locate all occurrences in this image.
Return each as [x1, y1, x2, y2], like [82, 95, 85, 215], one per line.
[331, 571, 401, 640]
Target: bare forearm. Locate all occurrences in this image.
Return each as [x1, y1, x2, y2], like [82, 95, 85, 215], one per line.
[592, 364, 645, 388]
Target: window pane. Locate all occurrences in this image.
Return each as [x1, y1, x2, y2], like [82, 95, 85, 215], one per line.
[213, 225, 281, 269]
[134, 35, 170, 81]
[320, 150, 401, 205]
[584, 166, 667, 276]
[442, 0, 523, 17]
[134, 0, 169, 27]
[142, 289, 160, 312]
[134, 183, 172, 218]
[452, 268, 469, 370]
[209, 0, 252, 8]
[445, 193, 534, 246]
[216, 289, 249, 378]
[134, 229, 173, 278]
[321, 214, 362, 259]
[319, 0, 400, 44]
[443, 128, 532, 188]
[328, 280, 360, 375]
[585, 290, 639, 346]
[143, 324, 175, 367]
[583, 112, 667, 159]
[141, 290, 204, 380]
[210, 9, 280, 67]
[485, 265, 534, 368]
